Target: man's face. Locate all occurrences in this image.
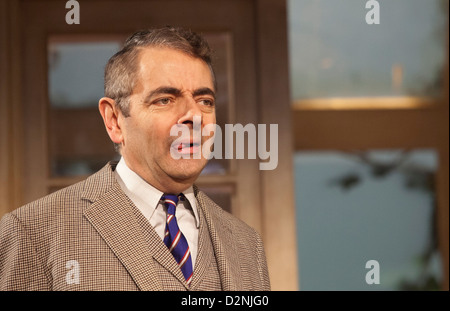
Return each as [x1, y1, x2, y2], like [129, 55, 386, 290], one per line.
[119, 47, 216, 192]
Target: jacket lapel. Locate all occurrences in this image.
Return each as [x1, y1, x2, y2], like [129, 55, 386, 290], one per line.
[194, 186, 244, 290]
[130, 203, 190, 288]
[82, 163, 163, 291]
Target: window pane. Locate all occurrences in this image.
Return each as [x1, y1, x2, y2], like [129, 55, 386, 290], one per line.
[49, 40, 121, 108]
[48, 38, 122, 177]
[294, 149, 443, 290]
[288, 0, 447, 101]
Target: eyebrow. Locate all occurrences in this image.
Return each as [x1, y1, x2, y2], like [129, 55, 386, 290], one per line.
[192, 87, 216, 100]
[144, 87, 182, 103]
[144, 86, 216, 103]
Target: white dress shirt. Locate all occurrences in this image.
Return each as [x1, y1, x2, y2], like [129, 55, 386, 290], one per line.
[114, 157, 200, 267]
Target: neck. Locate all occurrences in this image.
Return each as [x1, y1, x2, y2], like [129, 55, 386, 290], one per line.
[148, 174, 196, 194]
[121, 157, 198, 194]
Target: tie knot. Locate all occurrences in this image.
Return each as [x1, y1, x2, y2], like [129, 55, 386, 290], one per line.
[162, 193, 185, 213]
[162, 194, 179, 206]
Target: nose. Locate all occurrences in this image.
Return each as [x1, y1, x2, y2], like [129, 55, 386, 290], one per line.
[176, 96, 202, 129]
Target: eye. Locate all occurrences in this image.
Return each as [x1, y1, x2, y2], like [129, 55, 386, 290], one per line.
[155, 97, 173, 105]
[198, 99, 215, 107]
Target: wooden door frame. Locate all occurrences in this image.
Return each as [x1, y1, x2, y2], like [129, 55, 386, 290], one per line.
[256, 0, 298, 291]
[0, 0, 298, 290]
[0, 0, 22, 218]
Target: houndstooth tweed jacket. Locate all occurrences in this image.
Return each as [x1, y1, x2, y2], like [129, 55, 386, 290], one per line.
[0, 162, 270, 291]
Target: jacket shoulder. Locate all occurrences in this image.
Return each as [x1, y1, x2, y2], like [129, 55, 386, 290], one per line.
[10, 179, 87, 222]
[9, 162, 117, 224]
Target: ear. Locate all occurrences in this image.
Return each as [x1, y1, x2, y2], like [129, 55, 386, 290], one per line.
[98, 97, 124, 145]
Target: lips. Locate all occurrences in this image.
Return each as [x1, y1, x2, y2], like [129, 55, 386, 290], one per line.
[174, 139, 201, 155]
[178, 142, 199, 151]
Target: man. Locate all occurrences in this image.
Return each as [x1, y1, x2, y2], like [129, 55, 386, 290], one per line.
[0, 27, 270, 291]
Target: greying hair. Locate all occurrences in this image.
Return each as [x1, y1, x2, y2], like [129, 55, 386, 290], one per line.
[104, 26, 215, 117]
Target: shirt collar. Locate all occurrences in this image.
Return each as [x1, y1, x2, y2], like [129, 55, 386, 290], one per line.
[114, 157, 200, 228]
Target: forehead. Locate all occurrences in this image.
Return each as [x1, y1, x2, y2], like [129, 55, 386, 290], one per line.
[134, 47, 214, 90]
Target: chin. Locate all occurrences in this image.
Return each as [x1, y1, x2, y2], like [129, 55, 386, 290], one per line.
[167, 158, 207, 181]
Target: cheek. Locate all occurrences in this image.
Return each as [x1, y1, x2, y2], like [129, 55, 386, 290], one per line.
[124, 118, 156, 147]
[202, 113, 216, 126]
[148, 122, 175, 150]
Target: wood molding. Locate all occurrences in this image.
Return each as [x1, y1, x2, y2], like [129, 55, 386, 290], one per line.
[293, 108, 447, 151]
[436, 15, 449, 290]
[256, 0, 299, 291]
[0, 0, 10, 217]
[0, 0, 22, 217]
[293, 96, 440, 111]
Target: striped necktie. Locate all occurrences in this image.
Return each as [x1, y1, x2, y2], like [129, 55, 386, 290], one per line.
[162, 194, 193, 286]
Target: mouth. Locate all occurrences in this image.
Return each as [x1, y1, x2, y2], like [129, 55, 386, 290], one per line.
[175, 140, 201, 155]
